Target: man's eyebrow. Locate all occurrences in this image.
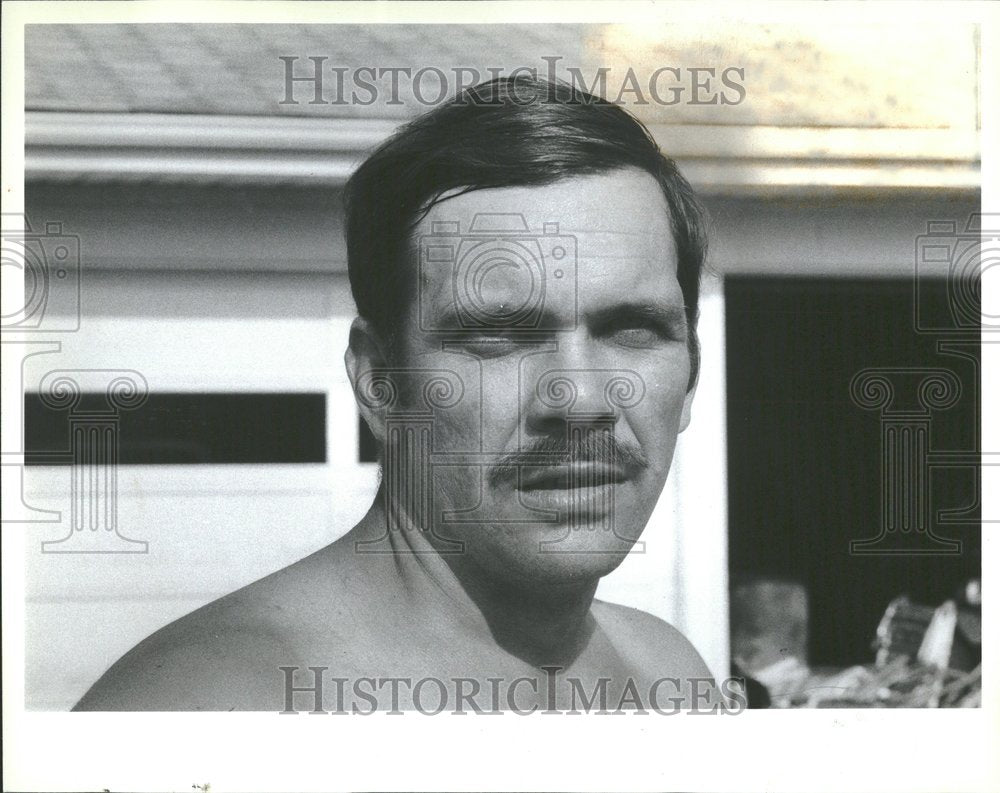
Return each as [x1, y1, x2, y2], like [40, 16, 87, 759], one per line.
[588, 302, 689, 328]
[433, 299, 566, 330]
[428, 300, 689, 333]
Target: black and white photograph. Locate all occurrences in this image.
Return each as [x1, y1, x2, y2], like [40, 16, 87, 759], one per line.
[2, 1, 996, 791]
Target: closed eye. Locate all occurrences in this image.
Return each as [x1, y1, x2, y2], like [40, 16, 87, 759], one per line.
[607, 325, 672, 347]
[456, 329, 529, 358]
[594, 305, 688, 348]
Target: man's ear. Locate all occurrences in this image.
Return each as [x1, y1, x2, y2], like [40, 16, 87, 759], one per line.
[678, 330, 700, 432]
[345, 316, 391, 446]
[679, 370, 698, 433]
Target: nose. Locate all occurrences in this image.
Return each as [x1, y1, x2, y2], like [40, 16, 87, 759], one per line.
[522, 337, 640, 440]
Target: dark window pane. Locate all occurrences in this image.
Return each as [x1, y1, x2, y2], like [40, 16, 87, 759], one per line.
[24, 392, 326, 465]
[725, 277, 980, 668]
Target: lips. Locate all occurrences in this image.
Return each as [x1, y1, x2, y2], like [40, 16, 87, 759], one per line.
[515, 461, 629, 491]
[508, 462, 631, 523]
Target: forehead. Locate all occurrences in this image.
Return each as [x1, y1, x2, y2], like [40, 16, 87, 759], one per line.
[414, 168, 681, 317]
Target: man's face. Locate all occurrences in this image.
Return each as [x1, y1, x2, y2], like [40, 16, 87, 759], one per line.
[378, 167, 694, 586]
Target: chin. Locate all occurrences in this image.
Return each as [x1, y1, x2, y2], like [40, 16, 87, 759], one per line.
[479, 525, 639, 587]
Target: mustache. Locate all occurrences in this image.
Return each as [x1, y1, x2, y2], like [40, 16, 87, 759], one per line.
[488, 432, 648, 488]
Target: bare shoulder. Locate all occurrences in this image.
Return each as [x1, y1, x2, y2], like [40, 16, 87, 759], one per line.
[591, 599, 714, 681]
[73, 547, 357, 712]
[74, 586, 304, 712]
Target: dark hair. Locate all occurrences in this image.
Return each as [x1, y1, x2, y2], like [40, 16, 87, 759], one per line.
[344, 76, 706, 388]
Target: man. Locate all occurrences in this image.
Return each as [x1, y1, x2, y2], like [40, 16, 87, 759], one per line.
[75, 76, 719, 712]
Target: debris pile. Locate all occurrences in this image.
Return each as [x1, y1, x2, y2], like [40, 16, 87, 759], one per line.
[734, 581, 982, 708]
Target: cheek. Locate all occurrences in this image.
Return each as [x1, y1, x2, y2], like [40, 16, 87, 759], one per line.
[631, 373, 689, 454]
[400, 353, 485, 451]
[476, 363, 528, 449]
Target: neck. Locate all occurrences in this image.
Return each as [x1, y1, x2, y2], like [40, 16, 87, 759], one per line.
[357, 484, 599, 669]
[451, 559, 599, 668]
